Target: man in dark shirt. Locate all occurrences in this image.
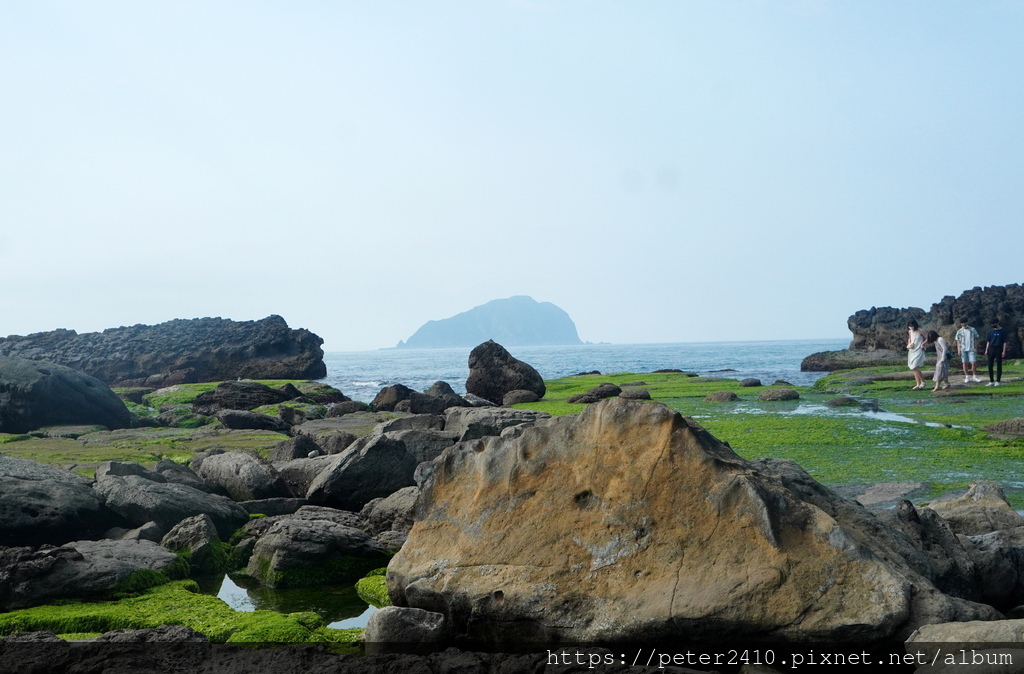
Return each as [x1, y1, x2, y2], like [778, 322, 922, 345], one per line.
[985, 319, 1008, 386]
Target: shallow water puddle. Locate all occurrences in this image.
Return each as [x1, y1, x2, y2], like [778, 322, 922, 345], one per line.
[198, 573, 378, 629]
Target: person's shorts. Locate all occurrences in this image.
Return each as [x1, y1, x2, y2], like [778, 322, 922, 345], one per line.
[961, 350, 976, 363]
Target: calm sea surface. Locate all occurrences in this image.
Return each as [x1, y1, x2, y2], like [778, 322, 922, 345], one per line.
[321, 339, 849, 402]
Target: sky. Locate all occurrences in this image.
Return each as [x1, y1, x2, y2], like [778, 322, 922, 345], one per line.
[2, 2, 1022, 352]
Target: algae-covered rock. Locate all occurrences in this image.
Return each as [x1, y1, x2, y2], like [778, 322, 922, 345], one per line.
[0, 539, 181, 611]
[244, 517, 390, 588]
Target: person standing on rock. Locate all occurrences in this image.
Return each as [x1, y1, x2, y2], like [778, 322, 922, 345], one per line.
[907, 320, 926, 390]
[985, 319, 1008, 387]
[955, 319, 981, 383]
[925, 330, 950, 392]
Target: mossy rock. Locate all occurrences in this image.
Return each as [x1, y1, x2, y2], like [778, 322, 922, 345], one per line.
[0, 581, 362, 644]
[355, 570, 391, 608]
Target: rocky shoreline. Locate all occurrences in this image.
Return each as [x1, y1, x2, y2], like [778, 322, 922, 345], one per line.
[3, 331, 1024, 671]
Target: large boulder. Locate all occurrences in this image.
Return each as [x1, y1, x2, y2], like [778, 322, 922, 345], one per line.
[214, 409, 291, 433]
[388, 398, 997, 646]
[305, 434, 420, 511]
[160, 513, 226, 574]
[370, 384, 416, 412]
[0, 315, 326, 387]
[464, 341, 545, 405]
[191, 381, 293, 416]
[360, 486, 419, 536]
[191, 450, 293, 501]
[0, 457, 117, 547]
[94, 472, 249, 539]
[0, 539, 181, 611]
[0, 356, 131, 434]
[243, 517, 390, 588]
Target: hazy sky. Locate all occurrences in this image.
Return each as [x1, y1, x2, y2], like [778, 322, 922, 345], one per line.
[2, 2, 1022, 351]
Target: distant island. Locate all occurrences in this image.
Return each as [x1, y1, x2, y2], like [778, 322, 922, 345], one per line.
[396, 296, 583, 349]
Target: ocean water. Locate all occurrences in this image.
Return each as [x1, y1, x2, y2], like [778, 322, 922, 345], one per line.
[321, 339, 849, 402]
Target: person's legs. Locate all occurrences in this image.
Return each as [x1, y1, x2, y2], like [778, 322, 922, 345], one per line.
[988, 353, 997, 385]
[995, 353, 1003, 384]
[913, 367, 924, 388]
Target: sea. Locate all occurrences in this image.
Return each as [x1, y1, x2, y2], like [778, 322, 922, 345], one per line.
[320, 338, 850, 402]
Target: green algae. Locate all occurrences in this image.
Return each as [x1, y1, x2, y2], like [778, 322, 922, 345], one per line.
[355, 569, 391, 608]
[517, 368, 1024, 507]
[0, 581, 362, 645]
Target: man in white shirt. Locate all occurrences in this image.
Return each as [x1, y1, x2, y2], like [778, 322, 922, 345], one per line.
[955, 319, 981, 383]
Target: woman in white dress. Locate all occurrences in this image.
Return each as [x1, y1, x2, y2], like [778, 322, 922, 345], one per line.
[925, 330, 950, 392]
[907, 319, 926, 390]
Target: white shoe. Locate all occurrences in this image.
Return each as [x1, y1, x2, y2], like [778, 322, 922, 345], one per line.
[986, 382, 995, 387]
[965, 376, 971, 383]
[995, 382, 1001, 387]
[973, 375, 981, 382]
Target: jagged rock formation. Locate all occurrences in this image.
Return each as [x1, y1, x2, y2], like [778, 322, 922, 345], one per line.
[803, 284, 1023, 371]
[0, 315, 326, 387]
[388, 398, 998, 646]
[398, 296, 582, 349]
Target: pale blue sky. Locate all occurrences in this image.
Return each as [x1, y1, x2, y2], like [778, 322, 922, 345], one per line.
[2, 2, 1022, 350]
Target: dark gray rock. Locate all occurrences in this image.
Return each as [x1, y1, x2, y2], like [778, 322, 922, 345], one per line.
[0, 456, 115, 547]
[121, 521, 164, 543]
[739, 378, 762, 387]
[293, 414, 392, 451]
[0, 356, 132, 434]
[191, 450, 292, 501]
[423, 381, 469, 410]
[0, 539, 181, 611]
[94, 473, 249, 539]
[824, 396, 859, 408]
[92, 625, 208, 643]
[240, 498, 308, 517]
[360, 486, 419, 536]
[465, 340, 545, 405]
[244, 517, 390, 588]
[374, 530, 408, 553]
[192, 381, 293, 416]
[270, 434, 323, 462]
[239, 505, 365, 542]
[377, 415, 444, 434]
[462, 393, 496, 407]
[566, 382, 621, 404]
[326, 400, 372, 417]
[215, 409, 291, 433]
[160, 514, 223, 574]
[757, 388, 800, 401]
[275, 455, 335, 497]
[619, 387, 651, 400]
[363, 606, 446, 646]
[502, 389, 539, 406]
[305, 434, 420, 511]
[929, 481, 1024, 535]
[704, 391, 739, 402]
[155, 459, 215, 493]
[0, 315, 326, 387]
[96, 460, 166, 483]
[958, 526, 1024, 610]
[370, 384, 416, 412]
[385, 430, 459, 464]
[443, 406, 550, 442]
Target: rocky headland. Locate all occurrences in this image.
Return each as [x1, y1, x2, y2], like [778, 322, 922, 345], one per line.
[0, 315, 326, 387]
[803, 284, 1023, 371]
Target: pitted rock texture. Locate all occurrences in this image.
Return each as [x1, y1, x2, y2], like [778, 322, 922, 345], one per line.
[0, 315, 325, 387]
[388, 398, 997, 646]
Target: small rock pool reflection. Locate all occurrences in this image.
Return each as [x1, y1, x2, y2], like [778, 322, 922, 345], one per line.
[193, 573, 377, 629]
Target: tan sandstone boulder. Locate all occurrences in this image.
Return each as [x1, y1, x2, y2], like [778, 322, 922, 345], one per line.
[387, 398, 997, 646]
